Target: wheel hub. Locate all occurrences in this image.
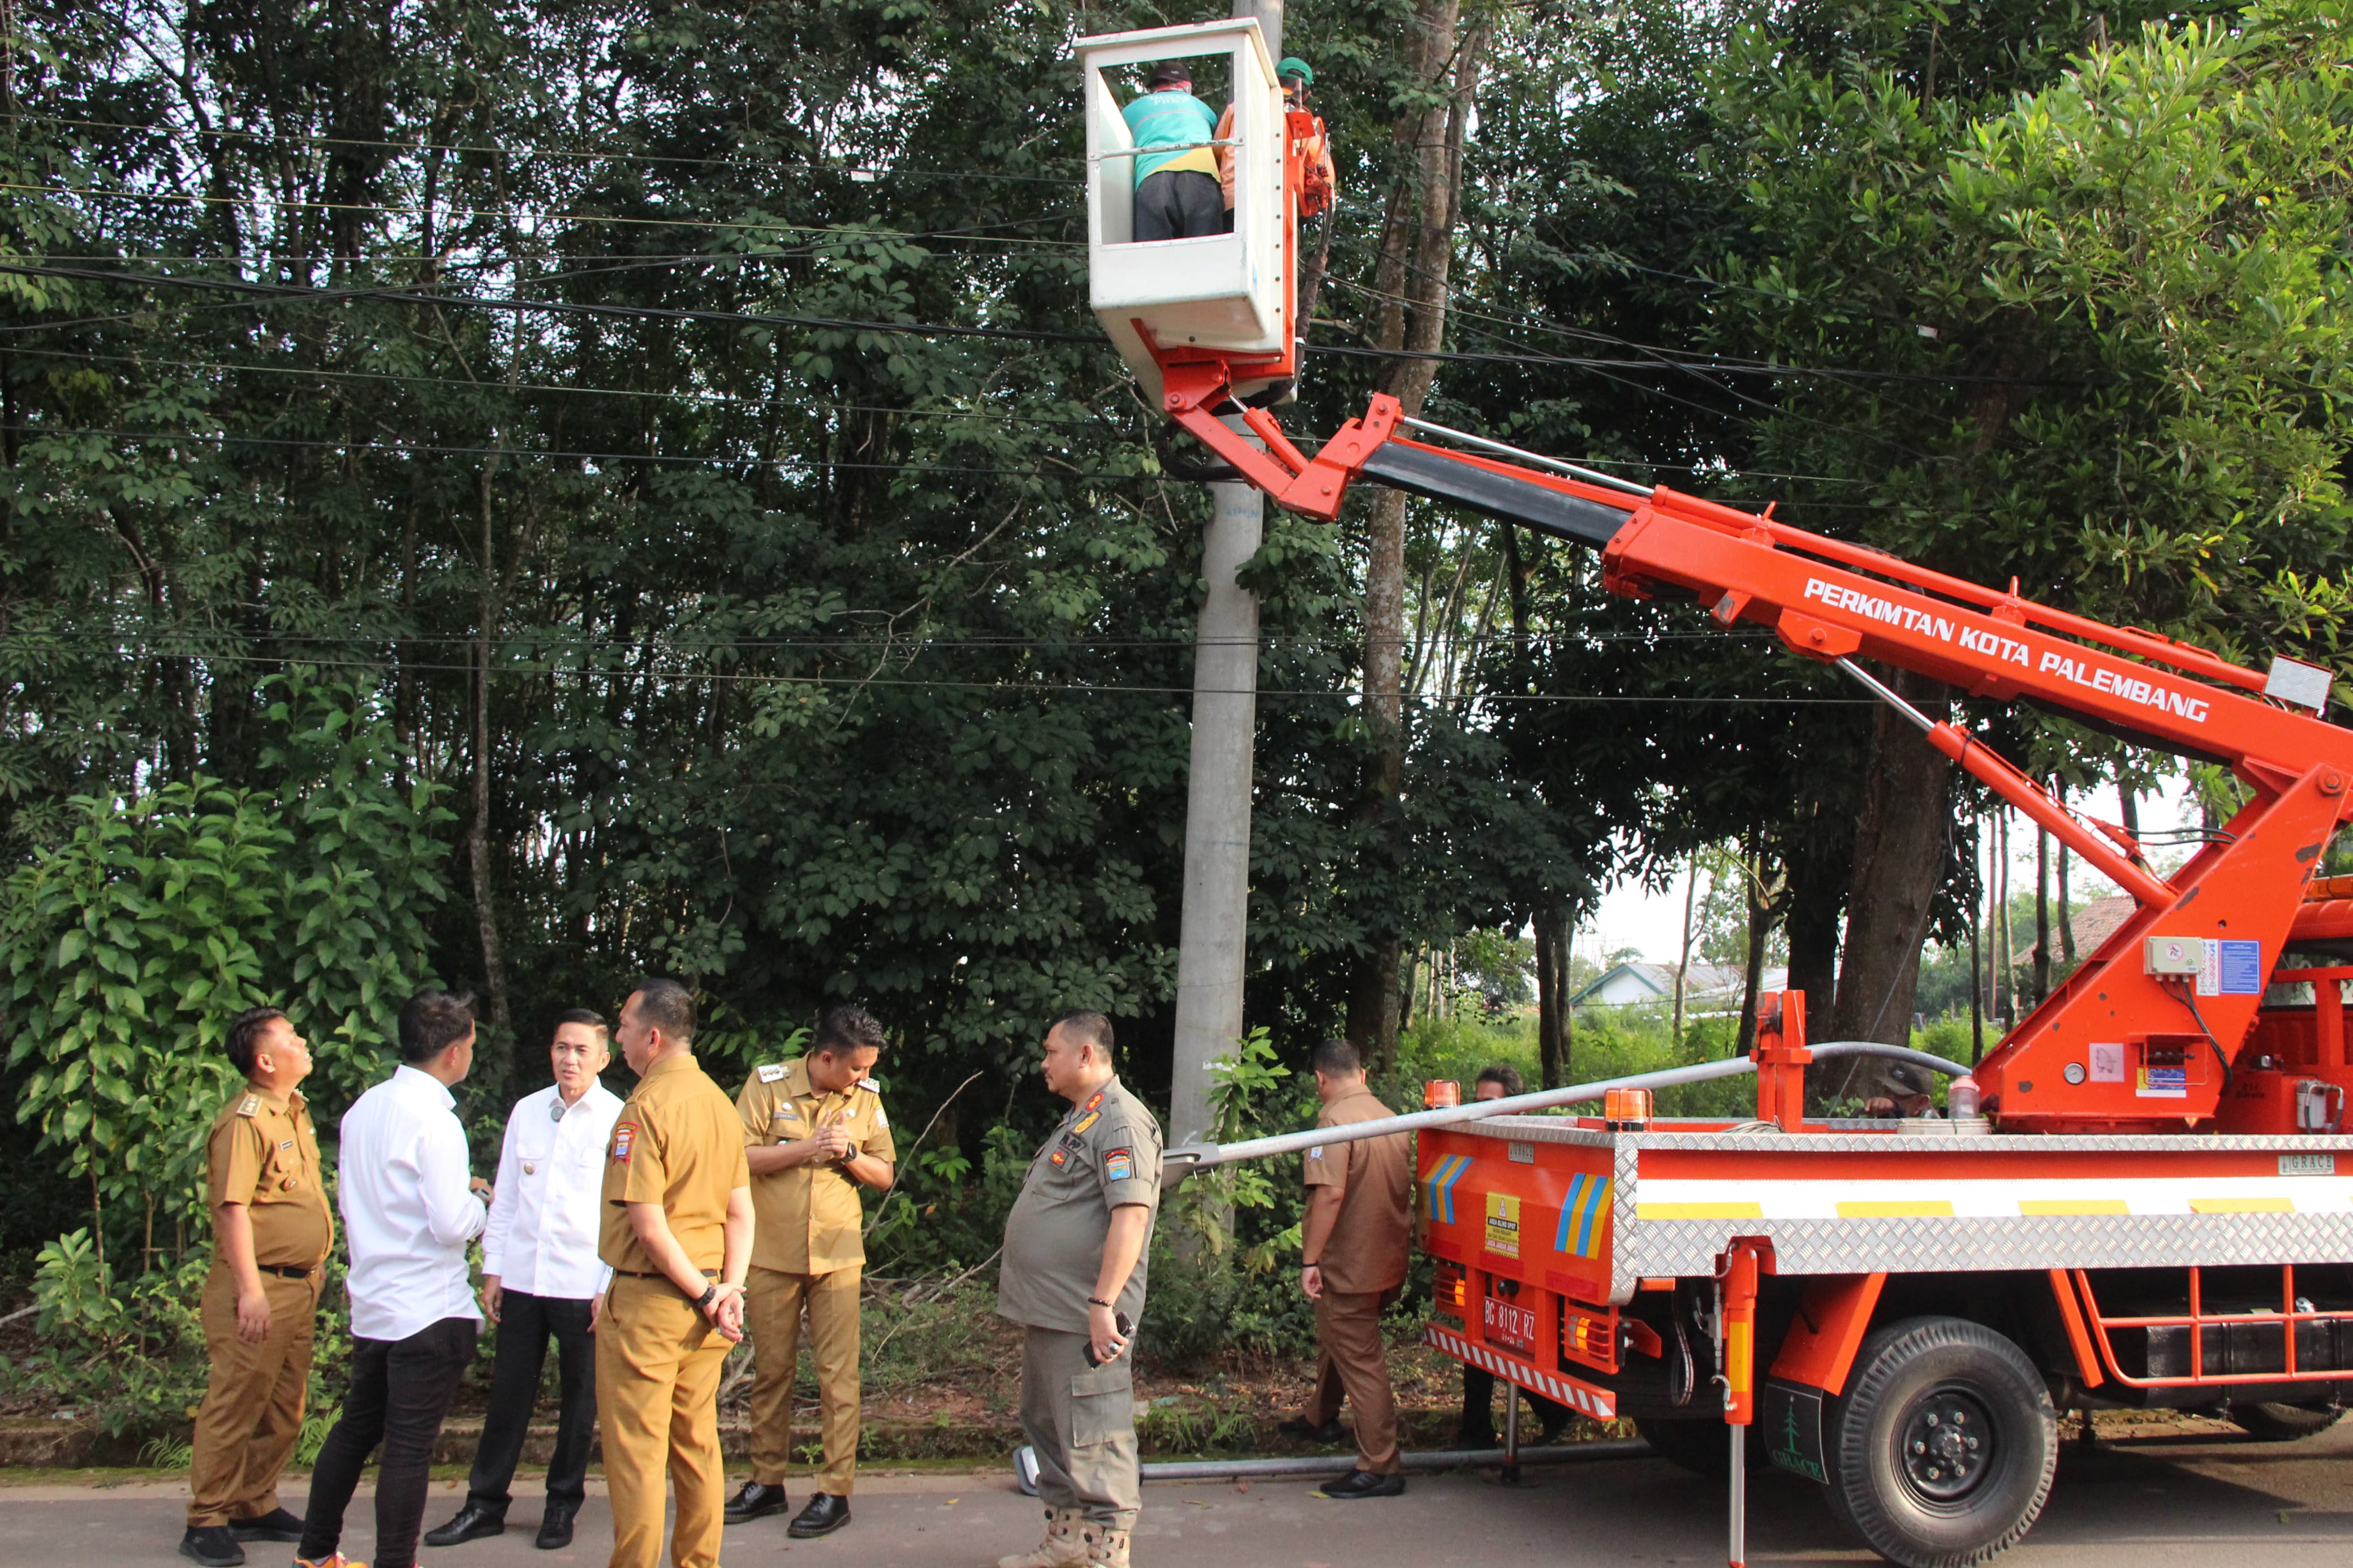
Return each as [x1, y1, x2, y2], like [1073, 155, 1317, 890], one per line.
[1901, 1389, 1993, 1503]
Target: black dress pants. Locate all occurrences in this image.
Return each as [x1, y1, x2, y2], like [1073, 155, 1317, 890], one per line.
[299, 1316, 477, 1568]
[1134, 169, 1223, 241]
[466, 1290, 598, 1511]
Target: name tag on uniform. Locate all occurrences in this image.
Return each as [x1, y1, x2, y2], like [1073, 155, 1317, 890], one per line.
[279, 1138, 295, 1151]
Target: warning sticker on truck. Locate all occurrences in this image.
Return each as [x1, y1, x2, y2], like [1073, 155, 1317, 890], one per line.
[1484, 1192, 1522, 1260]
[2137, 1066, 2188, 1099]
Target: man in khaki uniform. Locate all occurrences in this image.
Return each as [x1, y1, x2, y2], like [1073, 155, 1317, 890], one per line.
[1293, 1037, 1411, 1498]
[597, 979, 754, 1568]
[725, 1005, 896, 1539]
[996, 1010, 1162, 1568]
[181, 1007, 333, 1568]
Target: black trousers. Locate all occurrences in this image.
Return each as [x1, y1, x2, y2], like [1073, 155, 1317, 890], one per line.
[1134, 169, 1223, 241]
[1461, 1363, 1568, 1439]
[299, 1316, 477, 1568]
[466, 1290, 598, 1510]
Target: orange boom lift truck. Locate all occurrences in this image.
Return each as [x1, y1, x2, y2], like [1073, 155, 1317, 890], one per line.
[1082, 19, 2353, 1567]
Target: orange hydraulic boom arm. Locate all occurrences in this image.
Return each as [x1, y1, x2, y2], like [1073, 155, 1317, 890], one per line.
[1170, 385, 2353, 1131]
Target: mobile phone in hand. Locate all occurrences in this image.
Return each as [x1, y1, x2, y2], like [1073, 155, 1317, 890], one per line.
[1083, 1310, 1135, 1367]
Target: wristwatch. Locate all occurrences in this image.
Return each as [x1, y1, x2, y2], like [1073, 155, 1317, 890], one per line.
[695, 1282, 719, 1312]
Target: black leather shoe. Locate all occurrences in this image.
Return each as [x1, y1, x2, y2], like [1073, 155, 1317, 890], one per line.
[179, 1526, 246, 1567]
[424, 1501, 507, 1547]
[1317, 1468, 1406, 1500]
[1276, 1416, 1346, 1445]
[787, 1493, 851, 1539]
[227, 1509, 305, 1543]
[535, 1503, 579, 1550]
[723, 1480, 790, 1524]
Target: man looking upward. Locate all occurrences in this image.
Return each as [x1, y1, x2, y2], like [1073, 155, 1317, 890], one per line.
[726, 1006, 896, 1539]
[426, 1009, 623, 1551]
[180, 1007, 331, 1568]
[995, 1011, 1162, 1568]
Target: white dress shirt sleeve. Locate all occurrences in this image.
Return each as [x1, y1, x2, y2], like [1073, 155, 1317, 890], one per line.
[481, 1102, 525, 1276]
[421, 1108, 489, 1246]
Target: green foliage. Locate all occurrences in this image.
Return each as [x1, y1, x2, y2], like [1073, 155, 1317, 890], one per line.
[6, 1235, 213, 1437]
[0, 676, 447, 1236]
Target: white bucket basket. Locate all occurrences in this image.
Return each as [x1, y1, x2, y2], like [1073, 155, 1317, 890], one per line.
[1078, 19, 1287, 404]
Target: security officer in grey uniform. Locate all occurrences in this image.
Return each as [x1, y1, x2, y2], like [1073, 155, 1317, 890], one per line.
[995, 1010, 1161, 1568]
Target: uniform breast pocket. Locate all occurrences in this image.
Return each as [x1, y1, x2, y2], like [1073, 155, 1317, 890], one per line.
[1068, 1364, 1135, 1449]
[516, 1139, 555, 1177]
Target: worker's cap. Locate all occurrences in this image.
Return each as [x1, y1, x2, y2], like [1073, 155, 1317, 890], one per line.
[1146, 60, 1192, 86]
[1277, 56, 1314, 86]
[1882, 1061, 1935, 1098]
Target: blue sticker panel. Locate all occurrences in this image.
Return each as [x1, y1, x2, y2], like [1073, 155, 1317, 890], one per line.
[2219, 939, 2262, 996]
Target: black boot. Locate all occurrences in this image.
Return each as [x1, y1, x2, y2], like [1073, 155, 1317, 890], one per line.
[787, 1493, 851, 1539]
[535, 1501, 580, 1550]
[423, 1501, 507, 1547]
[179, 1526, 245, 1567]
[227, 1509, 306, 1543]
[723, 1480, 790, 1524]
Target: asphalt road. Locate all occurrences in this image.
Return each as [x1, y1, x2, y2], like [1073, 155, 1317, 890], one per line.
[11, 1423, 2353, 1568]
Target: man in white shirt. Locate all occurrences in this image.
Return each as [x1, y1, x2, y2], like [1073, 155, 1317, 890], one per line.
[426, 1009, 623, 1552]
[295, 992, 489, 1568]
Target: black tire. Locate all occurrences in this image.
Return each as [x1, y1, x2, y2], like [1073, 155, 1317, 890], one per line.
[2230, 1401, 2345, 1442]
[1822, 1316, 2058, 1568]
[1637, 1415, 1770, 1477]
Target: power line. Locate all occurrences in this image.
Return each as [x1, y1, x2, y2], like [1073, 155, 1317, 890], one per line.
[0, 258, 1105, 346]
[0, 182, 1084, 247]
[45, 426, 1160, 481]
[16, 113, 1089, 187]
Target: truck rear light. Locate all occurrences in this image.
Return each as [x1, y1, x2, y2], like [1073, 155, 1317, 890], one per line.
[1434, 1259, 1467, 1312]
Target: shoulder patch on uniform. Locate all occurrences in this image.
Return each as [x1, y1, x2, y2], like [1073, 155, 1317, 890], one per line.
[1081, 1089, 1106, 1115]
[610, 1124, 636, 1163]
[1105, 1148, 1136, 1182]
[236, 1095, 261, 1117]
[1307, 1145, 1324, 1160]
[757, 1063, 786, 1083]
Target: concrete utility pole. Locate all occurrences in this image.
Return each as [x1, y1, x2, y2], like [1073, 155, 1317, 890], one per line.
[1168, 0, 1281, 1152]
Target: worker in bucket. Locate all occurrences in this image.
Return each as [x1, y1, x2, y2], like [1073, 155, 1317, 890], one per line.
[1122, 61, 1224, 241]
[1213, 56, 1334, 231]
[1283, 1038, 1412, 1498]
[1455, 1066, 1571, 1451]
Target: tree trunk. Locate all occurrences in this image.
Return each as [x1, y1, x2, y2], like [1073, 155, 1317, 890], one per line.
[2032, 818, 2050, 1005]
[1535, 902, 1572, 1088]
[1346, 0, 1485, 1072]
[1736, 845, 1786, 1057]
[2058, 833, 2075, 967]
[467, 455, 514, 1044]
[1994, 811, 2011, 1025]
[1784, 831, 1846, 1034]
[1673, 857, 1697, 1046]
[1969, 826, 1985, 1064]
[1830, 667, 1954, 1045]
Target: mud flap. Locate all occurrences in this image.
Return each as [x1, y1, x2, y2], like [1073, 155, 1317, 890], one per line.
[1761, 1379, 1828, 1481]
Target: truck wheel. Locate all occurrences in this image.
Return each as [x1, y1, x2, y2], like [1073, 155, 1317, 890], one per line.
[2230, 1401, 2344, 1442]
[1636, 1415, 1769, 1476]
[1823, 1317, 2057, 1568]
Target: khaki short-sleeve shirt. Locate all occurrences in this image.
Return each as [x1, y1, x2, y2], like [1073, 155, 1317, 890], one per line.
[206, 1085, 334, 1271]
[736, 1059, 897, 1274]
[598, 1054, 749, 1276]
[1302, 1083, 1412, 1295]
[997, 1077, 1162, 1332]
